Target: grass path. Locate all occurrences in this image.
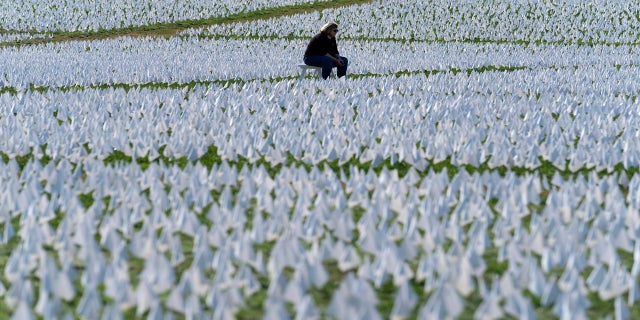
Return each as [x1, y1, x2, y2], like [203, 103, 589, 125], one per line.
[0, 0, 374, 48]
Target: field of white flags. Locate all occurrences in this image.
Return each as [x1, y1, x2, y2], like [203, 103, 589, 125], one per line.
[2, 0, 640, 318]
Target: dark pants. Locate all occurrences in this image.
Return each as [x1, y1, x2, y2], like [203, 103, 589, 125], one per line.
[303, 55, 349, 79]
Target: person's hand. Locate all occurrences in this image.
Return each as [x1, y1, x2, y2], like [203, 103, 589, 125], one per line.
[335, 59, 344, 67]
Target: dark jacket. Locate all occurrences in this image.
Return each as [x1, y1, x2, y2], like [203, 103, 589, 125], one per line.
[304, 32, 339, 57]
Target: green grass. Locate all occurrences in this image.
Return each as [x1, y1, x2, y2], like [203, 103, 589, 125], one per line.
[2, 142, 638, 189]
[0, 237, 19, 319]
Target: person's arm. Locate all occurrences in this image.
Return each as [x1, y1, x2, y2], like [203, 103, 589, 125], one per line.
[328, 38, 343, 66]
[325, 53, 344, 66]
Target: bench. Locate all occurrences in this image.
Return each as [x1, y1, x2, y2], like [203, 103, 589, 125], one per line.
[298, 64, 322, 79]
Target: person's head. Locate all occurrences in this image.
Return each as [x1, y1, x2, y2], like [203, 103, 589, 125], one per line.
[320, 22, 339, 38]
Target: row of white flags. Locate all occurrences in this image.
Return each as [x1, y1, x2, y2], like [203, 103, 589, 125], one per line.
[2, 34, 640, 88]
[0, 0, 329, 32]
[1, 70, 639, 170]
[188, 0, 640, 44]
[2, 0, 640, 318]
[2, 0, 640, 43]
[1, 152, 638, 319]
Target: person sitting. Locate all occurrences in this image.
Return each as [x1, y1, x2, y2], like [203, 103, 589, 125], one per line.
[303, 22, 348, 79]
